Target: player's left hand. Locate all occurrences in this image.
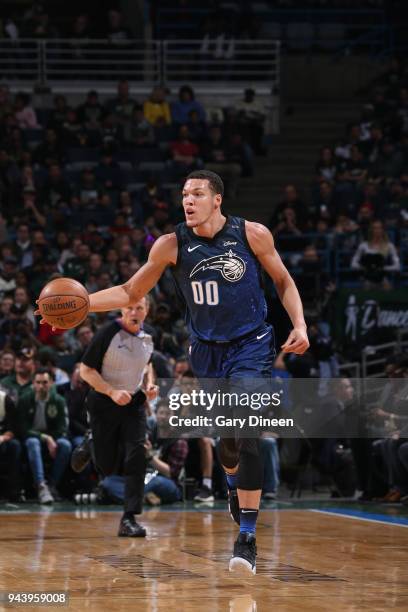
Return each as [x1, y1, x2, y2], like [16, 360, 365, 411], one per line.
[145, 384, 159, 401]
[281, 327, 309, 354]
[34, 301, 57, 332]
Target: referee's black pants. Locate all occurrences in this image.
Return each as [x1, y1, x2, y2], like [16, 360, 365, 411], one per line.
[86, 390, 146, 514]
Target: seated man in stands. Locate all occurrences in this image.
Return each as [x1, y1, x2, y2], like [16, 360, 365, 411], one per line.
[0, 385, 23, 502]
[1, 347, 36, 403]
[17, 368, 72, 504]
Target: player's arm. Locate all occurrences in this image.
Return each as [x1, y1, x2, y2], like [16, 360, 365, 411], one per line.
[246, 221, 309, 354]
[89, 233, 177, 312]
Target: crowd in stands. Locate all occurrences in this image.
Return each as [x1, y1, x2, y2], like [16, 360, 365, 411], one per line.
[0, 76, 269, 504]
[270, 57, 408, 302]
[1, 45, 408, 506]
[1, 2, 133, 42]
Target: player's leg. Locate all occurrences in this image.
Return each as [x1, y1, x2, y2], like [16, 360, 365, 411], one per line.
[218, 437, 240, 525]
[229, 438, 262, 576]
[226, 326, 276, 575]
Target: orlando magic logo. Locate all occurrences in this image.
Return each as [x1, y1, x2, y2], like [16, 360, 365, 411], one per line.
[190, 250, 246, 282]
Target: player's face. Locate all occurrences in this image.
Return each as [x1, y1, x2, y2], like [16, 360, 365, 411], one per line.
[182, 179, 221, 228]
[121, 298, 149, 332]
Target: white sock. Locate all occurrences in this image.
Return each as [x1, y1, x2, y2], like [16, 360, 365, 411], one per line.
[203, 478, 212, 490]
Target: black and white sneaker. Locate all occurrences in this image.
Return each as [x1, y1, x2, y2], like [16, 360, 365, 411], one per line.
[118, 516, 146, 538]
[71, 431, 93, 473]
[193, 485, 214, 502]
[228, 488, 240, 525]
[229, 533, 257, 575]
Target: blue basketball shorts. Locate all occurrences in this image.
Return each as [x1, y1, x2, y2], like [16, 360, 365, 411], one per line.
[189, 324, 276, 379]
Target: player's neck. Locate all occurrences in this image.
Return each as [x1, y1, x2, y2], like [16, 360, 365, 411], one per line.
[192, 213, 227, 239]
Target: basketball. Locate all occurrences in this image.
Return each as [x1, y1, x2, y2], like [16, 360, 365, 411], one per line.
[37, 278, 90, 329]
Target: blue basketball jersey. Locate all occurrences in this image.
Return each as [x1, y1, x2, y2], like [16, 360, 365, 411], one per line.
[171, 215, 267, 341]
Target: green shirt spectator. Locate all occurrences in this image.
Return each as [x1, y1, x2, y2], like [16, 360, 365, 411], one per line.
[17, 383, 68, 441]
[0, 347, 35, 403]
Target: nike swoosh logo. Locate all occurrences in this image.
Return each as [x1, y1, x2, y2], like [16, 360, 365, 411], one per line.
[256, 331, 269, 340]
[188, 245, 201, 252]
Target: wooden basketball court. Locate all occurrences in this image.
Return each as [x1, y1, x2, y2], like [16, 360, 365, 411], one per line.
[1, 503, 407, 611]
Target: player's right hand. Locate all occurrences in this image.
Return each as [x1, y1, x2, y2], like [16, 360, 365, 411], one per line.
[110, 389, 132, 405]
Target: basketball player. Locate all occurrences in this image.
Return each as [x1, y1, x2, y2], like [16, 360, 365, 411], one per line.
[38, 170, 309, 574]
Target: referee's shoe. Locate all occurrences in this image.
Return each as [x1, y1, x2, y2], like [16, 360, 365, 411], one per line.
[118, 514, 146, 537]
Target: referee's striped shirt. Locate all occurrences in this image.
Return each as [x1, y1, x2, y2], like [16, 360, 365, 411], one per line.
[81, 319, 154, 394]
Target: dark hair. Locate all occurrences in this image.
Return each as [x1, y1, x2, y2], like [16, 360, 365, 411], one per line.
[181, 369, 195, 379]
[179, 85, 194, 100]
[34, 367, 53, 380]
[185, 170, 224, 197]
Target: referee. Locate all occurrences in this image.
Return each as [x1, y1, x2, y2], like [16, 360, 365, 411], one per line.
[79, 297, 156, 537]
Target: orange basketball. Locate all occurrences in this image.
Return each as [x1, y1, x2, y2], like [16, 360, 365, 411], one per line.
[38, 278, 90, 329]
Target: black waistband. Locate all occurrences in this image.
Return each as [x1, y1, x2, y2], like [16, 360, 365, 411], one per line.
[89, 388, 146, 404]
[194, 326, 265, 346]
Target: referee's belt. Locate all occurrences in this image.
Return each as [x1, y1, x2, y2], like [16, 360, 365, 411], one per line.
[92, 388, 146, 404]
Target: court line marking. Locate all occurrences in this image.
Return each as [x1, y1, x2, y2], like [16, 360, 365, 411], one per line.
[310, 508, 408, 528]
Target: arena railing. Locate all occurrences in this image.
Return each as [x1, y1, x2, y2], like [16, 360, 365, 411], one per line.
[0, 39, 280, 90]
[154, 7, 390, 57]
[162, 39, 280, 88]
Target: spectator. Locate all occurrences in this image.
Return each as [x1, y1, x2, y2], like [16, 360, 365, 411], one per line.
[95, 150, 123, 191]
[34, 128, 63, 167]
[14, 93, 39, 130]
[272, 207, 305, 252]
[0, 349, 15, 378]
[106, 9, 132, 43]
[77, 90, 104, 130]
[106, 79, 137, 125]
[42, 163, 71, 209]
[15, 223, 32, 268]
[316, 146, 337, 183]
[235, 88, 267, 155]
[0, 346, 35, 402]
[37, 348, 70, 388]
[269, 184, 308, 230]
[48, 95, 69, 131]
[143, 87, 171, 126]
[171, 86, 206, 125]
[124, 104, 154, 147]
[0, 256, 18, 298]
[13, 286, 35, 327]
[17, 368, 71, 503]
[0, 386, 23, 501]
[200, 125, 241, 198]
[351, 220, 400, 288]
[70, 14, 92, 39]
[170, 125, 201, 175]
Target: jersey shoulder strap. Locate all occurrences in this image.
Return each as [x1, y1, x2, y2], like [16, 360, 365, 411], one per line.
[174, 222, 190, 267]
